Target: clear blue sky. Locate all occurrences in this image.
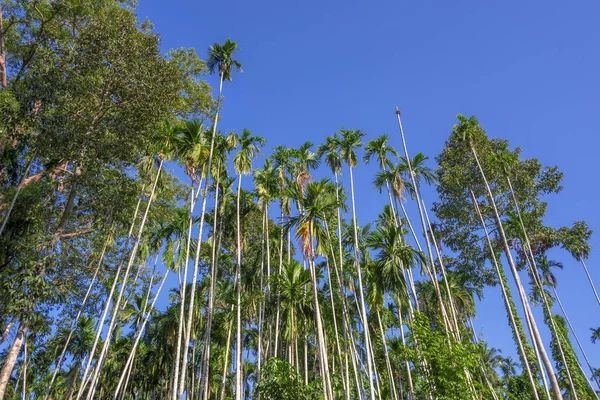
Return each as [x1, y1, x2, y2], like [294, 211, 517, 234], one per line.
[137, 0, 600, 376]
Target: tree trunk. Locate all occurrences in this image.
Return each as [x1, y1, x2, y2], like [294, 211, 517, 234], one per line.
[394, 110, 453, 337]
[0, 322, 27, 400]
[82, 160, 163, 400]
[44, 234, 110, 400]
[113, 269, 170, 399]
[51, 171, 80, 249]
[179, 71, 224, 399]
[376, 310, 398, 400]
[235, 175, 243, 400]
[307, 223, 333, 400]
[199, 162, 222, 399]
[0, 316, 15, 345]
[0, 7, 7, 88]
[470, 144, 563, 400]
[397, 302, 415, 400]
[348, 165, 377, 400]
[471, 190, 540, 398]
[579, 259, 600, 306]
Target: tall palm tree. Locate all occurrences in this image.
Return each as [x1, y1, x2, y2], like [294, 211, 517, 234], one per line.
[393, 109, 454, 338]
[270, 145, 295, 358]
[253, 158, 278, 378]
[317, 134, 361, 400]
[286, 179, 340, 400]
[367, 222, 423, 399]
[456, 114, 562, 400]
[177, 39, 242, 400]
[198, 131, 236, 400]
[172, 120, 208, 400]
[339, 127, 378, 400]
[232, 128, 265, 400]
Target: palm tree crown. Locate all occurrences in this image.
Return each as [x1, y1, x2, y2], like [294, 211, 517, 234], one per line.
[207, 38, 243, 81]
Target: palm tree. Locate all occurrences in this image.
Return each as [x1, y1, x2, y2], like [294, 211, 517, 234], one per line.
[277, 259, 312, 365]
[198, 131, 236, 400]
[393, 109, 454, 338]
[286, 179, 340, 400]
[591, 328, 600, 344]
[455, 115, 562, 400]
[339, 127, 378, 400]
[317, 134, 361, 399]
[292, 141, 320, 187]
[172, 120, 207, 400]
[177, 39, 242, 400]
[367, 222, 423, 399]
[232, 128, 265, 400]
[270, 145, 296, 358]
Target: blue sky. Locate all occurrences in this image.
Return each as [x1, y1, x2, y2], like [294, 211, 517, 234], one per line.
[137, 0, 600, 378]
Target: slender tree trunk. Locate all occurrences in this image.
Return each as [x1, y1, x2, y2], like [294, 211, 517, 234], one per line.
[470, 191, 540, 399]
[376, 310, 398, 400]
[579, 259, 600, 306]
[469, 144, 562, 400]
[76, 184, 143, 395]
[0, 316, 15, 345]
[199, 162, 223, 399]
[552, 287, 600, 391]
[179, 72, 225, 399]
[422, 200, 462, 338]
[44, 233, 111, 400]
[113, 270, 170, 399]
[173, 181, 202, 399]
[82, 160, 163, 400]
[235, 175, 243, 400]
[394, 110, 453, 337]
[256, 205, 266, 391]
[0, 322, 27, 400]
[51, 165, 82, 249]
[21, 333, 27, 400]
[274, 208, 285, 358]
[121, 256, 161, 399]
[325, 256, 347, 399]
[307, 226, 333, 400]
[397, 301, 415, 400]
[348, 165, 377, 400]
[0, 7, 7, 88]
[220, 319, 233, 400]
[332, 173, 354, 400]
[506, 174, 581, 398]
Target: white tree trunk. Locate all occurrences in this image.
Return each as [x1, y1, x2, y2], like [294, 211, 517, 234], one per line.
[0, 322, 27, 400]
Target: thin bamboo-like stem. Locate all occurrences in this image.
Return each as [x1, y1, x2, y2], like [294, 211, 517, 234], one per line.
[552, 287, 600, 394]
[83, 159, 163, 400]
[44, 232, 111, 400]
[469, 140, 561, 399]
[113, 269, 170, 398]
[470, 191, 540, 400]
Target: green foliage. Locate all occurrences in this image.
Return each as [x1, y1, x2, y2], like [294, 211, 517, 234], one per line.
[548, 314, 596, 399]
[255, 358, 322, 400]
[405, 312, 486, 399]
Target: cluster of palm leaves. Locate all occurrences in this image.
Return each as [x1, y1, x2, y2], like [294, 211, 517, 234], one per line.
[1, 37, 599, 400]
